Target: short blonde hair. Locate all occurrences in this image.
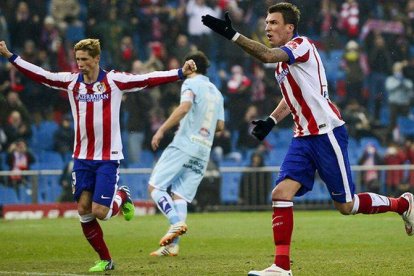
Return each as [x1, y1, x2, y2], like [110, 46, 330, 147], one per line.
[74, 38, 101, 57]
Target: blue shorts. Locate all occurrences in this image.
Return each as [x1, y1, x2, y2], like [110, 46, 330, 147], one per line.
[275, 125, 355, 203]
[72, 159, 120, 207]
[149, 146, 207, 202]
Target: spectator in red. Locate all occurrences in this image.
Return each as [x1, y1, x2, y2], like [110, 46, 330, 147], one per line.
[358, 143, 383, 193]
[384, 143, 407, 196]
[6, 139, 35, 198]
[116, 35, 137, 71]
[226, 64, 251, 131]
[337, 0, 359, 39]
[405, 139, 414, 190]
[3, 110, 32, 148]
[0, 90, 31, 127]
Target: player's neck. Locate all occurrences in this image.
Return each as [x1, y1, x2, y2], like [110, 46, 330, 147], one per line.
[83, 67, 100, 84]
[187, 72, 199, 78]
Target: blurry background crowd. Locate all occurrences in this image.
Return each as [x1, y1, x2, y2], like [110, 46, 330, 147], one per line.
[1, 0, 414, 200]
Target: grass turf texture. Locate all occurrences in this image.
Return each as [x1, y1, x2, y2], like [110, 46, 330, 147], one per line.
[0, 210, 412, 275]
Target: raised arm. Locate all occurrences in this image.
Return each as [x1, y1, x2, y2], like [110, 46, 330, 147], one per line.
[0, 41, 75, 90]
[112, 59, 197, 92]
[0, 41, 12, 58]
[201, 13, 288, 63]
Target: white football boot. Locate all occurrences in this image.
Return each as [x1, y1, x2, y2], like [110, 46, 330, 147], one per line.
[248, 264, 292, 276]
[159, 221, 188, 246]
[150, 244, 179, 257]
[401, 192, 414, 236]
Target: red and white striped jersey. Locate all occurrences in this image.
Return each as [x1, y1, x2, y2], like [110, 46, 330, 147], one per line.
[277, 36, 344, 137]
[10, 55, 183, 160]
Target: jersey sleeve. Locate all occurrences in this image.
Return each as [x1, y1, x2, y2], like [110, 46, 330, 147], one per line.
[218, 94, 225, 122]
[180, 79, 195, 103]
[111, 68, 184, 93]
[280, 37, 311, 65]
[9, 55, 76, 90]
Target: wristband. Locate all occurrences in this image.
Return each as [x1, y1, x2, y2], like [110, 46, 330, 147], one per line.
[8, 53, 18, 62]
[178, 68, 184, 80]
[231, 32, 241, 42]
[269, 115, 277, 125]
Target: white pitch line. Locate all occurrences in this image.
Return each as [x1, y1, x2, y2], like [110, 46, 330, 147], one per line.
[0, 271, 89, 276]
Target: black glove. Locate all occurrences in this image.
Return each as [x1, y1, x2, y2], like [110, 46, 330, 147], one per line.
[251, 117, 276, 141]
[201, 12, 237, 40]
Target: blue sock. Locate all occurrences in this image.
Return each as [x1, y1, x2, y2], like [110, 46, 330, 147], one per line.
[151, 189, 180, 225]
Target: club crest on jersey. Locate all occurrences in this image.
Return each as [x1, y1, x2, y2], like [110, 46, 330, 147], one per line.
[93, 82, 106, 93]
[199, 127, 210, 137]
[286, 40, 299, 50]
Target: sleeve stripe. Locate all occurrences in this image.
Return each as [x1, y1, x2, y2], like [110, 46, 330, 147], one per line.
[280, 46, 295, 65]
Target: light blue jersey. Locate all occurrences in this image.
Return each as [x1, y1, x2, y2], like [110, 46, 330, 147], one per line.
[170, 75, 224, 161]
[149, 74, 224, 202]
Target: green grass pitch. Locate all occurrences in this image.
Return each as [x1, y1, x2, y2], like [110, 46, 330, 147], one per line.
[0, 210, 412, 275]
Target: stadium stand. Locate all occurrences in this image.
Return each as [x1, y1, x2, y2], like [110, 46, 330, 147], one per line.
[220, 172, 242, 204]
[397, 116, 414, 137]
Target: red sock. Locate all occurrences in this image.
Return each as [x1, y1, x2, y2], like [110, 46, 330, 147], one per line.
[81, 219, 111, 260]
[111, 191, 126, 217]
[272, 200, 293, 271]
[111, 201, 120, 217]
[356, 193, 409, 215]
[118, 189, 127, 202]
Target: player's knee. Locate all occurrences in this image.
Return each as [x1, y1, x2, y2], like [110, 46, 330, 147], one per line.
[334, 201, 353, 215]
[148, 184, 157, 197]
[271, 186, 292, 201]
[78, 204, 91, 216]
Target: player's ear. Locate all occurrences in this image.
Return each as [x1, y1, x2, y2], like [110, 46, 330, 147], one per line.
[286, 23, 294, 34]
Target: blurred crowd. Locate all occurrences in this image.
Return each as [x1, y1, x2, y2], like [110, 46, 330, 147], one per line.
[1, 0, 414, 194]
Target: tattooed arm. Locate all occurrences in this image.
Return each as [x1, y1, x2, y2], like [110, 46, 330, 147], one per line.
[270, 98, 290, 123]
[235, 35, 289, 64]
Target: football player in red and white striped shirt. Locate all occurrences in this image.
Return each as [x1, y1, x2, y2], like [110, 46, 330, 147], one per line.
[0, 38, 197, 272]
[203, 3, 413, 276]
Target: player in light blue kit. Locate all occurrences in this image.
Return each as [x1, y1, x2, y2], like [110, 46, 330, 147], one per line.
[148, 51, 225, 256]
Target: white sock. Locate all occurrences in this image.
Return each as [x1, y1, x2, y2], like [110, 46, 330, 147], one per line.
[151, 189, 180, 224]
[172, 199, 188, 245]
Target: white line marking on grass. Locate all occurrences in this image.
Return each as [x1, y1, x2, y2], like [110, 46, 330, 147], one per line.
[0, 272, 89, 276]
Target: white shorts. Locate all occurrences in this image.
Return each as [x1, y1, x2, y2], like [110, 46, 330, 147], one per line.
[149, 146, 207, 202]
